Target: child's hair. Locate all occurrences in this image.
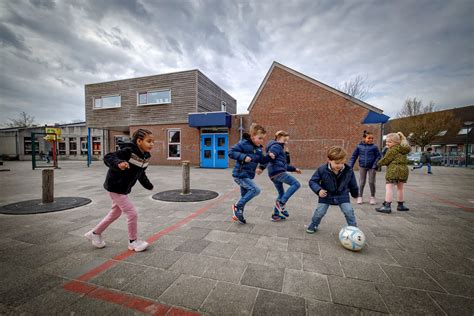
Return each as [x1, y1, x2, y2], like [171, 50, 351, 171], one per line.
[132, 128, 153, 142]
[363, 130, 373, 138]
[386, 132, 409, 146]
[327, 146, 347, 161]
[275, 130, 289, 140]
[427, 147, 433, 151]
[249, 123, 266, 136]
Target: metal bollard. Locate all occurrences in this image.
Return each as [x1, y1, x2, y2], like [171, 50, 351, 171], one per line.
[182, 161, 191, 195]
[42, 169, 54, 203]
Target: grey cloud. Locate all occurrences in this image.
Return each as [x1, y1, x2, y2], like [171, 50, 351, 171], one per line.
[29, 0, 56, 10]
[0, 23, 30, 52]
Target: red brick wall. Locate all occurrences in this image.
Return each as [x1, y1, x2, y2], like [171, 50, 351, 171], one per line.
[130, 124, 200, 166]
[249, 67, 381, 169]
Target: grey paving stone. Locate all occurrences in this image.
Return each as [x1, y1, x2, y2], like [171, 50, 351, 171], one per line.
[366, 236, 402, 250]
[228, 232, 261, 247]
[318, 240, 349, 258]
[39, 252, 109, 279]
[381, 265, 445, 292]
[227, 222, 255, 233]
[282, 269, 331, 301]
[376, 283, 444, 315]
[429, 292, 474, 316]
[250, 224, 281, 237]
[306, 299, 382, 316]
[231, 245, 268, 265]
[205, 221, 233, 231]
[328, 276, 388, 313]
[252, 289, 306, 316]
[121, 267, 180, 299]
[255, 235, 288, 251]
[302, 253, 344, 276]
[428, 252, 474, 276]
[240, 263, 285, 292]
[60, 293, 124, 315]
[200, 281, 258, 315]
[340, 258, 391, 283]
[89, 262, 148, 290]
[288, 238, 319, 255]
[203, 259, 247, 283]
[169, 253, 213, 277]
[265, 250, 303, 270]
[426, 269, 474, 297]
[176, 227, 212, 240]
[174, 238, 211, 254]
[201, 241, 239, 259]
[16, 285, 83, 315]
[126, 249, 185, 269]
[159, 274, 216, 310]
[388, 249, 443, 270]
[204, 230, 235, 243]
[152, 235, 187, 250]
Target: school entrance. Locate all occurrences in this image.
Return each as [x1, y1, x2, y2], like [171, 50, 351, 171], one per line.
[200, 132, 228, 168]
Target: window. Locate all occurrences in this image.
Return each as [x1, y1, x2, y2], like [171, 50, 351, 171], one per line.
[114, 136, 130, 151]
[80, 137, 88, 155]
[458, 128, 472, 135]
[93, 95, 121, 109]
[58, 142, 66, 155]
[69, 137, 77, 155]
[92, 137, 101, 155]
[168, 129, 181, 159]
[138, 89, 171, 105]
[24, 137, 39, 155]
[436, 130, 447, 136]
[221, 101, 227, 112]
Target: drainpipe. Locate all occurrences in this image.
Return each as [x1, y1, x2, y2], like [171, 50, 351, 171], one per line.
[239, 116, 243, 140]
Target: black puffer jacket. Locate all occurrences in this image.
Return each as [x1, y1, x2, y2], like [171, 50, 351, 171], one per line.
[103, 141, 153, 194]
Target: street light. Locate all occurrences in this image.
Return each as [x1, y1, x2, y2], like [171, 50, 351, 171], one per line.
[464, 121, 473, 167]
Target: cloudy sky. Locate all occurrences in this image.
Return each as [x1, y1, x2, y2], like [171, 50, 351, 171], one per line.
[1, 0, 473, 126]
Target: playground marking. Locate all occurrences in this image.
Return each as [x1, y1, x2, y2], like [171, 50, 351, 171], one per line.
[63, 188, 237, 315]
[407, 187, 474, 212]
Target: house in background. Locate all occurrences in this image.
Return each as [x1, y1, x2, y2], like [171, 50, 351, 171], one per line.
[85, 70, 236, 168]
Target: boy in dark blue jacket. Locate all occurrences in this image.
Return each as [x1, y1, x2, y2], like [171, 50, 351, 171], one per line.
[228, 123, 274, 224]
[306, 146, 359, 233]
[259, 130, 301, 221]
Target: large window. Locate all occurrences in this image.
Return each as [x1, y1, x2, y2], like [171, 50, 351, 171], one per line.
[58, 142, 66, 155]
[24, 137, 39, 155]
[69, 137, 77, 155]
[92, 137, 101, 155]
[138, 89, 171, 105]
[93, 95, 121, 109]
[168, 129, 181, 159]
[80, 137, 88, 155]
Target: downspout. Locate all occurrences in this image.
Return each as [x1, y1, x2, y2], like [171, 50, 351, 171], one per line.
[239, 116, 243, 140]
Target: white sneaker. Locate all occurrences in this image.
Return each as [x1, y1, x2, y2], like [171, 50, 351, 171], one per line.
[128, 240, 149, 252]
[84, 230, 106, 248]
[357, 197, 363, 204]
[369, 197, 376, 205]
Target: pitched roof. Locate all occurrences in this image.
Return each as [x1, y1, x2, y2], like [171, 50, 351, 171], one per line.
[247, 61, 383, 114]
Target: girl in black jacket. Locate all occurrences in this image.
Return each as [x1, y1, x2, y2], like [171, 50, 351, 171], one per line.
[84, 129, 154, 252]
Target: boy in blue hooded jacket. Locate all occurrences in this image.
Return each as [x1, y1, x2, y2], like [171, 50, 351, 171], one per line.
[259, 130, 301, 221]
[228, 123, 274, 224]
[306, 146, 359, 233]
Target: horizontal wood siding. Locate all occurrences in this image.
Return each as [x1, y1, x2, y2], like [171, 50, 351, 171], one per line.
[197, 71, 236, 114]
[86, 70, 198, 128]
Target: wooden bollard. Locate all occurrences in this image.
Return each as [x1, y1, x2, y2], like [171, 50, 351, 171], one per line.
[182, 161, 190, 195]
[42, 169, 54, 203]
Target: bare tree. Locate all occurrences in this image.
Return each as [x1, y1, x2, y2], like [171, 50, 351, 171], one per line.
[391, 98, 457, 150]
[338, 75, 371, 100]
[8, 111, 36, 128]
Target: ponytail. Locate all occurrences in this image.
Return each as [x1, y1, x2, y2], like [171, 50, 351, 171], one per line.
[397, 132, 409, 146]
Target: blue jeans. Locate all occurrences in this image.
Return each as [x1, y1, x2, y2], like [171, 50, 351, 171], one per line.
[233, 177, 261, 209]
[308, 203, 357, 230]
[414, 162, 432, 173]
[271, 172, 301, 204]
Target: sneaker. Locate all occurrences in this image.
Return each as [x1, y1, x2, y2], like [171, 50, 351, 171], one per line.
[128, 240, 149, 252]
[231, 204, 238, 222]
[428, 172, 433, 175]
[356, 197, 363, 204]
[233, 206, 246, 224]
[306, 226, 317, 234]
[84, 230, 106, 248]
[275, 200, 285, 213]
[369, 197, 376, 205]
[271, 214, 282, 222]
[281, 210, 290, 217]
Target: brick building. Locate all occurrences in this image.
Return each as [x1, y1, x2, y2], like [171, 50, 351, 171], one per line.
[85, 63, 387, 169]
[247, 62, 386, 168]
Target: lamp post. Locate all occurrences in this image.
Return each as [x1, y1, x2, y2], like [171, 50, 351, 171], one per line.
[464, 121, 473, 167]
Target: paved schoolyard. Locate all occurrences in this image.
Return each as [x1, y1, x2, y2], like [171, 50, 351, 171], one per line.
[0, 161, 473, 315]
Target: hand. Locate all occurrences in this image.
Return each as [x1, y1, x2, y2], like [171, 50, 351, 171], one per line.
[318, 189, 327, 198]
[268, 152, 276, 159]
[118, 162, 129, 170]
[256, 168, 263, 175]
[244, 156, 252, 163]
[295, 168, 302, 174]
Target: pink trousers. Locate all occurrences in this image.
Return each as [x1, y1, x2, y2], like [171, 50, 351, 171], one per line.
[93, 192, 138, 240]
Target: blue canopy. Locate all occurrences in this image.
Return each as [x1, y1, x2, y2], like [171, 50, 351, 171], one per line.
[362, 111, 390, 124]
[188, 112, 232, 128]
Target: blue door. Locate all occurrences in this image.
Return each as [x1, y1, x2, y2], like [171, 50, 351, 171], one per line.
[200, 134, 228, 168]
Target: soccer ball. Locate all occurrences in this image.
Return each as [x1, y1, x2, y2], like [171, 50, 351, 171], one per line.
[339, 226, 366, 251]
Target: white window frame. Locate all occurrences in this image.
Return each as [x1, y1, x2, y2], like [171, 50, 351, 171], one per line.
[93, 95, 121, 109]
[221, 101, 227, 112]
[167, 128, 181, 160]
[137, 89, 172, 106]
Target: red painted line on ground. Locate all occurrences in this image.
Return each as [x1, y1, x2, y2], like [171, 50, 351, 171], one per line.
[63, 188, 237, 315]
[407, 187, 474, 212]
